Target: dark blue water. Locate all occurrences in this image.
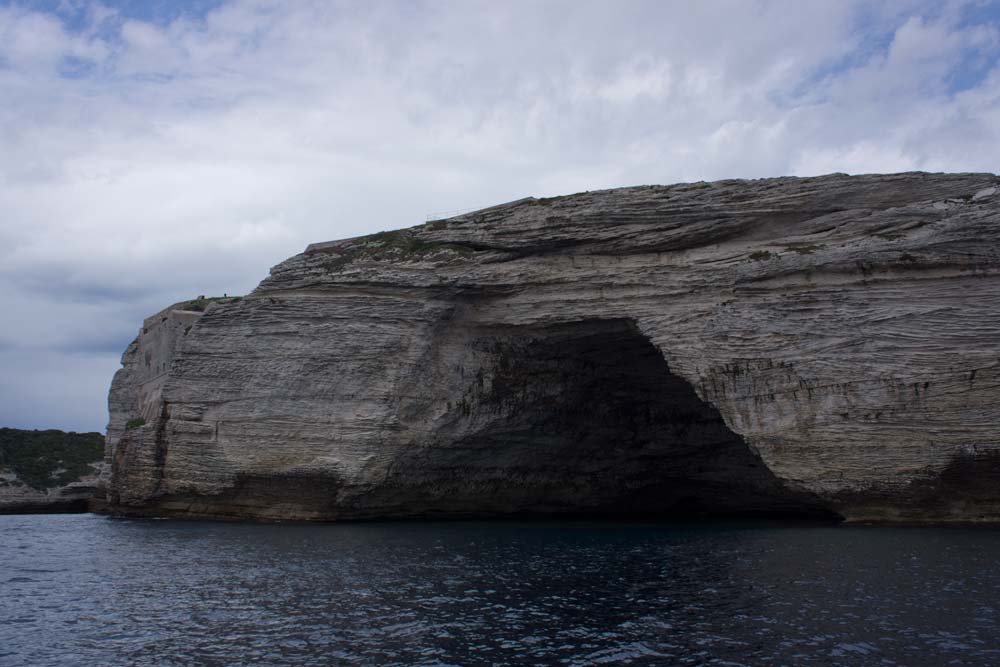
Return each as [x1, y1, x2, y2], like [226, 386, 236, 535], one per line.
[2, 515, 999, 666]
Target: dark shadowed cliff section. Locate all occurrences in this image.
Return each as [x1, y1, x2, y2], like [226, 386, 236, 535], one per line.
[102, 172, 1000, 522]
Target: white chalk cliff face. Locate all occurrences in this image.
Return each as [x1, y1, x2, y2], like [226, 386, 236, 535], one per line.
[102, 172, 1000, 522]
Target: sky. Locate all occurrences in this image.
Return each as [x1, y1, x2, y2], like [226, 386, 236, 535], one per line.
[1, 0, 999, 433]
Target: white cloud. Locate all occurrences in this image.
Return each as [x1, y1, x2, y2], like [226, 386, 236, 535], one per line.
[0, 0, 998, 430]
[0, 6, 107, 70]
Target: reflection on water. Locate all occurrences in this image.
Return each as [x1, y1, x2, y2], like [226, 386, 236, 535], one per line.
[1, 514, 999, 666]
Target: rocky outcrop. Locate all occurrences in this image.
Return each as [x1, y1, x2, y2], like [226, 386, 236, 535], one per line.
[0, 476, 99, 514]
[104, 172, 1000, 522]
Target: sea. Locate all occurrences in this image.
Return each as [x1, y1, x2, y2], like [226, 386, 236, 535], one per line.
[2, 514, 999, 666]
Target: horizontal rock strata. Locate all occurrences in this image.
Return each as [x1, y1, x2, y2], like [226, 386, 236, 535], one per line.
[104, 172, 1000, 522]
[0, 478, 98, 514]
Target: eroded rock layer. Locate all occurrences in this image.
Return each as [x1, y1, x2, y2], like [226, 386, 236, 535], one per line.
[105, 172, 1000, 522]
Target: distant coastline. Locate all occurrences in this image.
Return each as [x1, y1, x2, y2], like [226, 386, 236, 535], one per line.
[0, 428, 103, 514]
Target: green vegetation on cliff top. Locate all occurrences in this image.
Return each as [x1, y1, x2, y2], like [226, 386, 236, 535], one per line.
[0, 428, 104, 490]
[322, 230, 473, 271]
[181, 295, 241, 312]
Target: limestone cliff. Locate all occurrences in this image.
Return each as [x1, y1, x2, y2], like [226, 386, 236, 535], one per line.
[104, 172, 1000, 522]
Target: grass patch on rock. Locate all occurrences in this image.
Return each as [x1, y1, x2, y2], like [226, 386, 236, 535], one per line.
[783, 243, 825, 255]
[182, 296, 241, 312]
[322, 230, 474, 272]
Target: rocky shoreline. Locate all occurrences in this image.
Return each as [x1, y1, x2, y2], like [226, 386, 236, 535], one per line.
[0, 483, 97, 514]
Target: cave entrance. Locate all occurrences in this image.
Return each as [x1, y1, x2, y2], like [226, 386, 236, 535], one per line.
[393, 318, 837, 519]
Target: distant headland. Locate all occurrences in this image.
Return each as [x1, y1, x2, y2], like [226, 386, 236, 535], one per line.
[0, 428, 103, 513]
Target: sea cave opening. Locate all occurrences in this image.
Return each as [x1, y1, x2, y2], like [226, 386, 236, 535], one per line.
[391, 318, 839, 521]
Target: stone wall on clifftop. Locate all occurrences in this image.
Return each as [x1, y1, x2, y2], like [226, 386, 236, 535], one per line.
[103, 172, 1000, 522]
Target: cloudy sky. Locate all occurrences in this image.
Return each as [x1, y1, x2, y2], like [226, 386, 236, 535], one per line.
[2, 0, 999, 433]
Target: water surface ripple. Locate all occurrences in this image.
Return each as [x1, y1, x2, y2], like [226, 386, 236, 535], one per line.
[2, 515, 999, 666]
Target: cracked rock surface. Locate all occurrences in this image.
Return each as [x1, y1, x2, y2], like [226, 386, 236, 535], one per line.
[103, 172, 1000, 522]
